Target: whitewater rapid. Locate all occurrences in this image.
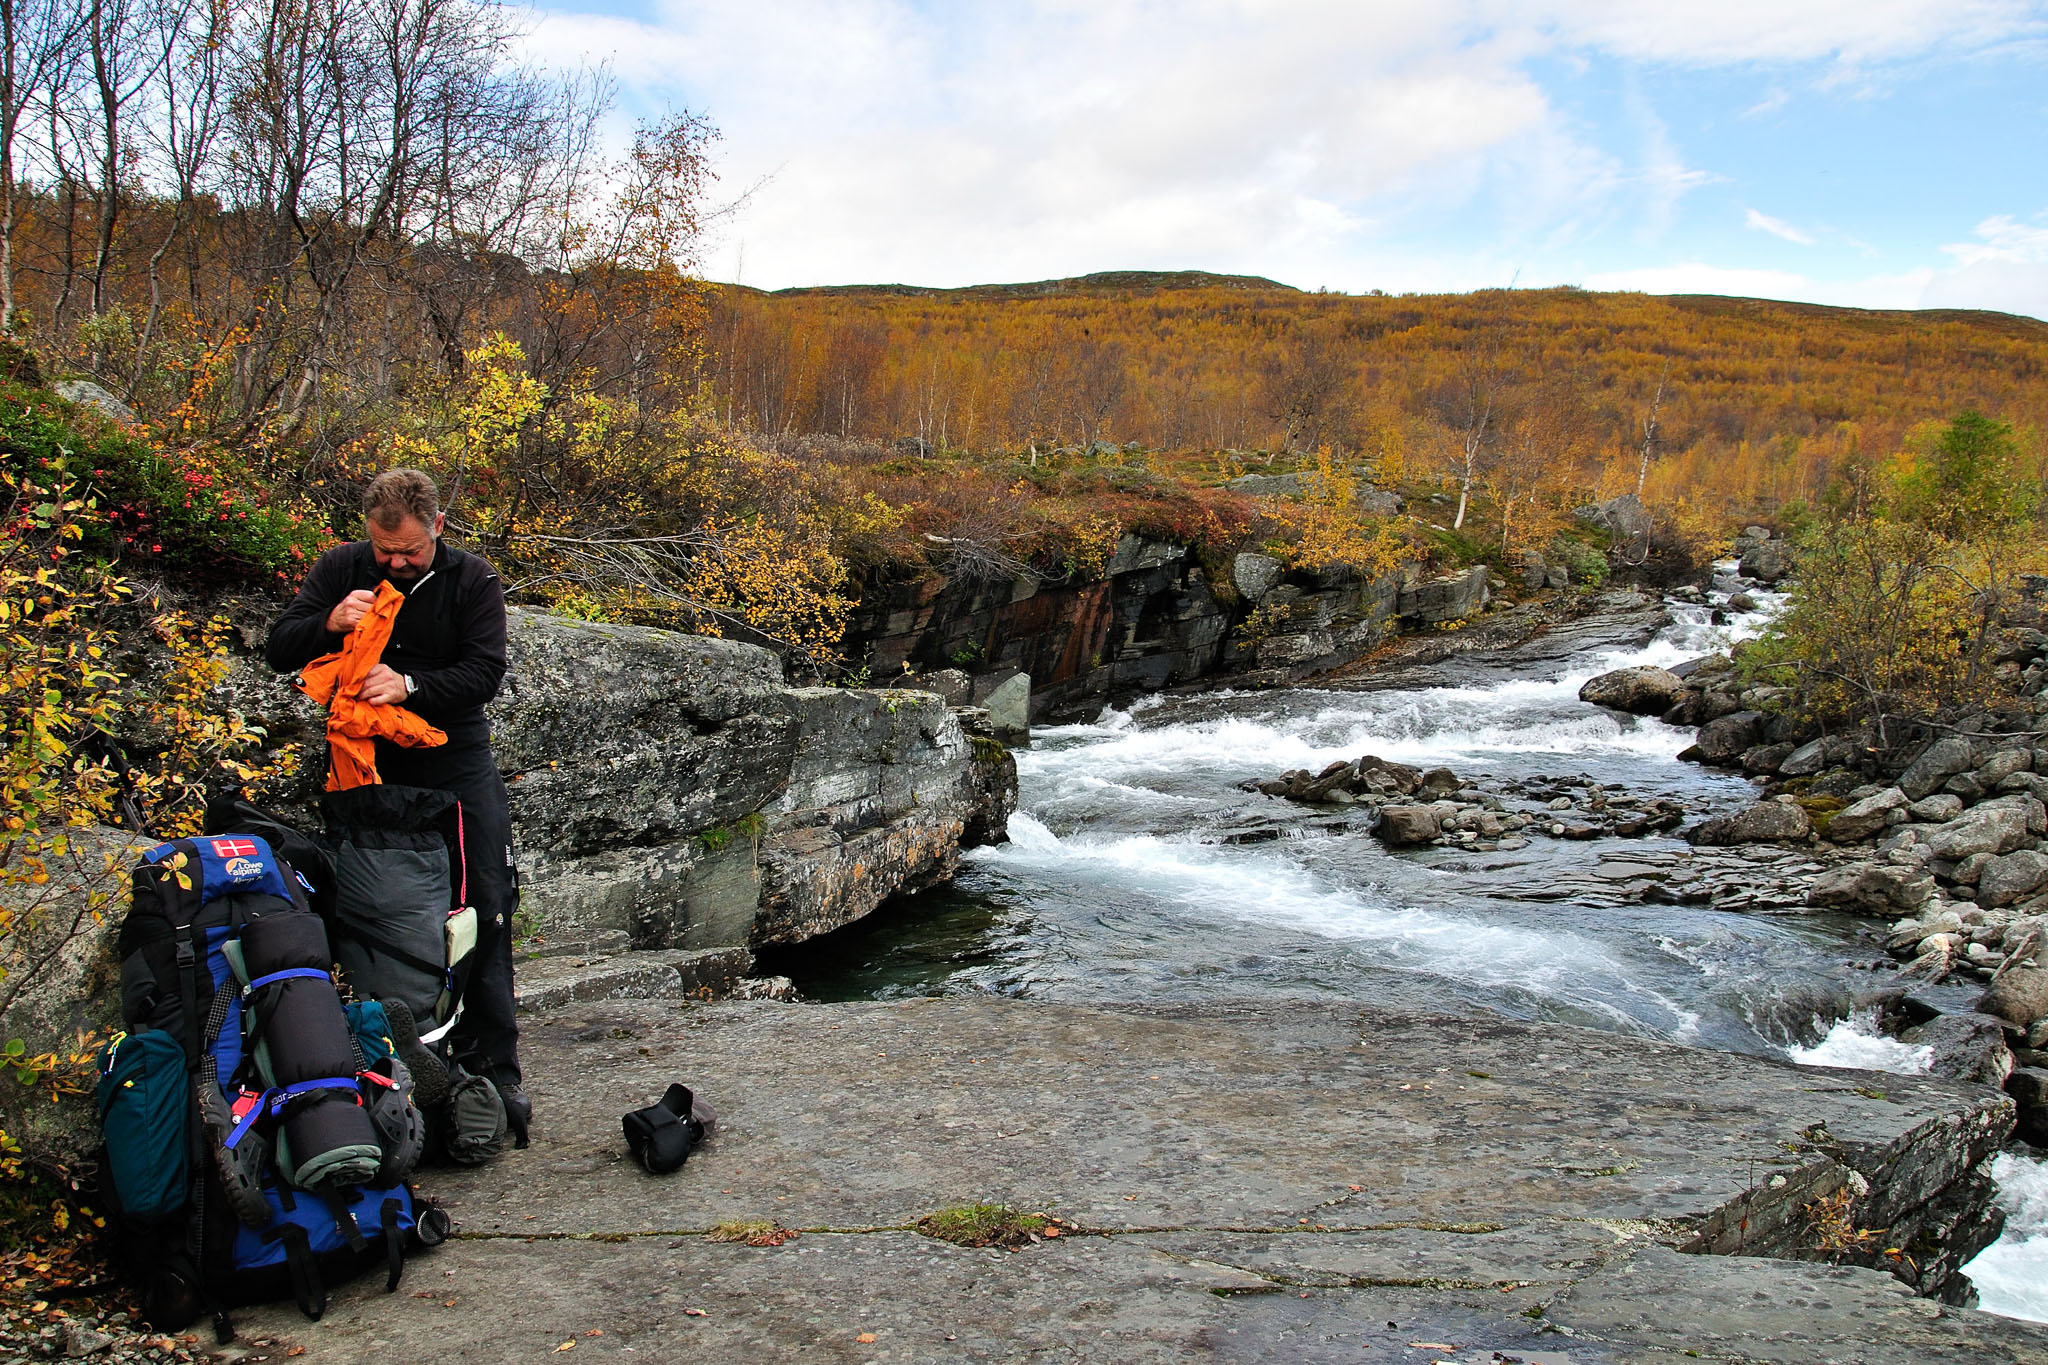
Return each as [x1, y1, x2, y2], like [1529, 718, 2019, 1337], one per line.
[778, 573, 2045, 1322]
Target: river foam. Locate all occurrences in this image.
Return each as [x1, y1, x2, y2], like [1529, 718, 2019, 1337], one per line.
[1965, 1153, 2048, 1324]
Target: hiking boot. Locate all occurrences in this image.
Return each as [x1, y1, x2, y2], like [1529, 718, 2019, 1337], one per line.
[383, 999, 450, 1109]
[499, 1083, 532, 1150]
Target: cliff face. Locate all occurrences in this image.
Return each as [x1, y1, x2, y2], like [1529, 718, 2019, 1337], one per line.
[843, 534, 1487, 721]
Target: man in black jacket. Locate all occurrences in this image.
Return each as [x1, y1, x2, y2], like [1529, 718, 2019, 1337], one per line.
[266, 468, 529, 1144]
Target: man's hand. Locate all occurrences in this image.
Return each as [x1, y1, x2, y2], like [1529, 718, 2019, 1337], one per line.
[357, 663, 410, 706]
[325, 589, 377, 634]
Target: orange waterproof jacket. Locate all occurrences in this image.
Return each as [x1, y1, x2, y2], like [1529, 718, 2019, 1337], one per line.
[295, 581, 448, 791]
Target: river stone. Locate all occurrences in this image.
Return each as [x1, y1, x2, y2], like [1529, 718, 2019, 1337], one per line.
[1980, 967, 2048, 1031]
[1924, 796, 2045, 862]
[1691, 711, 1765, 764]
[1742, 742, 1796, 775]
[1824, 788, 1907, 843]
[1374, 805, 1441, 846]
[1899, 1011, 2013, 1085]
[1726, 591, 1759, 612]
[1807, 863, 1935, 916]
[1688, 800, 1810, 847]
[1231, 551, 1284, 604]
[1978, 748, 2034, 787]
[1900, 737, 1977, 800]
[1978, 851, 2048, 908]
[980, 672, 1032, 739]
[1908, 794, 1964, 823]
[1578, 665, 1689, 716]
[1357, 755, 1423, 794]
[1738, 539, 1791, 584]
[1778, 739, 1830, 777]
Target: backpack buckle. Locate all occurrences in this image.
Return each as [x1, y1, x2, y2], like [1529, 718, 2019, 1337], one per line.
[175, 940, 197, 969]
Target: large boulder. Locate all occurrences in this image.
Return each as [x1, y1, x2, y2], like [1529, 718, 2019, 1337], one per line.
[1922, 796, 2045, 862]
[1978, 850, 2048, 908]
[978, 671, 1032, 741]
[0, 826, 156, 1176]
[1737, 540, 1791, 585]
[1354, 487, 1403, 517]
[1578, 666, 1689, 717]
[1806, 862, 1935, 915]
[1374, 806, 1441, 847]
[493, 611, 1014, 953]
[1396, 566, 1489, 625]
[1979, 967, 2048, 1033]
[1231, 552, 1284, 604]
[1824, 787, 1908, 844]
[1689, 711, 1765, 764]
[53, 377, 137, 425]
[1900, 737, 1977, 801]
[1224, 472, 1302, 498]
[1573, 493, 1652, 543]
[1688, 800, 1811, 846]
[1899, 1011, 2013, 1085]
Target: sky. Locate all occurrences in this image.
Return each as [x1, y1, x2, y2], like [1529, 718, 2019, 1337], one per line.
[522, 0, 2048, 319]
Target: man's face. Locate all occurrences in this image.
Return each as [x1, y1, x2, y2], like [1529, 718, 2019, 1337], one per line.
[370, 512, 443, 581]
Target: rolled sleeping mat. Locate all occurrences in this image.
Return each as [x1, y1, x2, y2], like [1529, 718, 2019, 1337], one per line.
[238, 912, 383, 1190]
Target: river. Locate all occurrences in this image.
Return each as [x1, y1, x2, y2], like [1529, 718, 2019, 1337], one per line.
[772, 575, 2048, 1322]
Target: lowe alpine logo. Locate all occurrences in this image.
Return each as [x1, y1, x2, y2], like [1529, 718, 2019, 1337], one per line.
[223, 857, 263, 881]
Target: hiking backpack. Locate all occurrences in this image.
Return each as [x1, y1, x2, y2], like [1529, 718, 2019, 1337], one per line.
[316, 785, 512, 1165]
[97, 833, 446, 1339]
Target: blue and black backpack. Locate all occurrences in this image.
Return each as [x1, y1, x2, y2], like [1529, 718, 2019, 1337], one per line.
[97, 832, 447, 1340]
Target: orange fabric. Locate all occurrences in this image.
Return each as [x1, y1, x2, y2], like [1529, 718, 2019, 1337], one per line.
[295, 581, 447, 791]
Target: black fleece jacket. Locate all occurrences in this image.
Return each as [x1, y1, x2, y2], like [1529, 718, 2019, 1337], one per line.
[265, 539, 508, 754]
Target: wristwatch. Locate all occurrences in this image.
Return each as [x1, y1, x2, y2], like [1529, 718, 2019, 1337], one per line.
[403, 674, 417, 698]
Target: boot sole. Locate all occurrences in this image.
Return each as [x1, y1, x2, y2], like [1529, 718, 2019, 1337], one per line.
[383, 999, 451, 1109]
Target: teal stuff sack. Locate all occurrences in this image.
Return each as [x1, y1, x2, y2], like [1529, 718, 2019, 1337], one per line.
[97, 1030, 190, 1221]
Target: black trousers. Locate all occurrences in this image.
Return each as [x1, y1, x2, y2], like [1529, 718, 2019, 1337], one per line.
[376, 738, 522, 1090]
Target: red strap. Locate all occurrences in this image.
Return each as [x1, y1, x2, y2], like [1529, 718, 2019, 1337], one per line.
[358, 1069, 398, 1090]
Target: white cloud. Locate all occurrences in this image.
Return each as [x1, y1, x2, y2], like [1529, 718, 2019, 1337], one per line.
[1745, 209, 1815, 245]
[1921, 211, 2048, 317]
[521, 1, 2048, 311]
[1942, 211, 2048, 266]
[1743, 86, 1791, 118]
[1524, 0, 2044, 67]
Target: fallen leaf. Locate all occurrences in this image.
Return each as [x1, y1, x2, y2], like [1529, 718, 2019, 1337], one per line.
[443, 1300, 457, 1308]
[1042, 1227, 1061, 1238]
[585, 1329, 604, 1337]
[286, 1350, 306, 1359]
[555, 1341, 576, 1352]
[683, 1308, 708, 1317]
[856, 1332, 877, 1344]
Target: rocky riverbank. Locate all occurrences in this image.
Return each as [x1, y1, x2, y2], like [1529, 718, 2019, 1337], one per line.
[211, 997, 2047, 1361]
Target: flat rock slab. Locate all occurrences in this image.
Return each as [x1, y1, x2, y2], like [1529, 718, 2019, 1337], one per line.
[228, 999, 2048, 1362]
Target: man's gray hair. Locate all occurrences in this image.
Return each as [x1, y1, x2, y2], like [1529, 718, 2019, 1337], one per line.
[363, 468, 440, 530]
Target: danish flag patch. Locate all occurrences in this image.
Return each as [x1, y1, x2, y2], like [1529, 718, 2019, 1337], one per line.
[211, 838, 260, 858]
